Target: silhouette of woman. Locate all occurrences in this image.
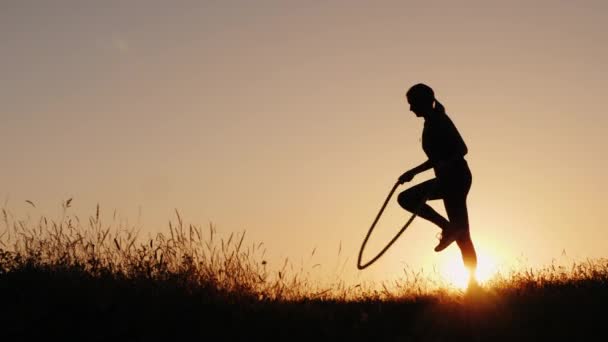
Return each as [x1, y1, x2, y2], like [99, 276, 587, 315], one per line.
[397, 83, 477, 276]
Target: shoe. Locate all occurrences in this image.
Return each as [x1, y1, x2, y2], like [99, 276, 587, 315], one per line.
[434, 229, 465, 252]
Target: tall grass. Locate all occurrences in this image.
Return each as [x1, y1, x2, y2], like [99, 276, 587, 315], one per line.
[2, 202, 608, 302]
[0, 203, 397, 302]
[3, 203, 608, 340]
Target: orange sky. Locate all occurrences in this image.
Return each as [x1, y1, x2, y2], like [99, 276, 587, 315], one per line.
[2, 1, 607, 284]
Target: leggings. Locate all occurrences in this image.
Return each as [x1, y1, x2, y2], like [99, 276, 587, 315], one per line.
[397, 171, 477, 271]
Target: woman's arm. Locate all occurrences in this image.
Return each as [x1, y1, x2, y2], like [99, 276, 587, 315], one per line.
[399, 159, 433, 184]
[410, 159, 434, 175]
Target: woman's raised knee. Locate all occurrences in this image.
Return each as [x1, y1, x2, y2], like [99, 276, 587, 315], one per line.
[398, 191, 420, 211]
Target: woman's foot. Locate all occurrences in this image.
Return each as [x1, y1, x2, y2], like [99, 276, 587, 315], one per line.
[434, 228, 465, 252]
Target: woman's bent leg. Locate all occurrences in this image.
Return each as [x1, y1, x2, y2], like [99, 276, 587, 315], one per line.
[397, 179, 449, 230]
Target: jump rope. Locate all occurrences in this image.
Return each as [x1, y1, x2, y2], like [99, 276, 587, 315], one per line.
[357, 180, 437, 270]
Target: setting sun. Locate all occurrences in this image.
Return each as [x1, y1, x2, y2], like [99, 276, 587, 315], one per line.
[440, 249, 499, 289]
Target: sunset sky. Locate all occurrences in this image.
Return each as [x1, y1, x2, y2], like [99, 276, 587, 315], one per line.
[2, 1, 607, 285]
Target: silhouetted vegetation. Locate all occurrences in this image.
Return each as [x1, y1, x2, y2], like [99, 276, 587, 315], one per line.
[1, 204, 607, 341]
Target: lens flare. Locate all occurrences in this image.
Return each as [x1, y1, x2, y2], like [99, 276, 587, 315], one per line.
[440, 250, 498, 289]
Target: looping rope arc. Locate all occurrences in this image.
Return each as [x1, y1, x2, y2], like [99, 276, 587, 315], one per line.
[357, 181, 435, 270]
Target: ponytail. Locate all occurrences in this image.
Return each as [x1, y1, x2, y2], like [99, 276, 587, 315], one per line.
[434, 98, 446, 114]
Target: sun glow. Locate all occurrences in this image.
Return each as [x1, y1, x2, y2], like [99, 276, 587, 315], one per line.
[440, 249, 499, 289]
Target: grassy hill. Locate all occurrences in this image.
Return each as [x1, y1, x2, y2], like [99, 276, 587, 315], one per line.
[1, 207, 606, 341]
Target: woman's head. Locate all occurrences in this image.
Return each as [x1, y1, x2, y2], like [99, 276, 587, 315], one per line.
[406, 83, 444, 117]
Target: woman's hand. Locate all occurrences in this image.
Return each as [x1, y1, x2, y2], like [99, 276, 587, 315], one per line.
[398, 170, 416, 184]
[398, 160, 432, 184]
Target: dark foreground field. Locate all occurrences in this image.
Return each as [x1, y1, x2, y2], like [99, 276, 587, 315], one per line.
[2, 266, 608, 341]
[1, 209, 607, 341]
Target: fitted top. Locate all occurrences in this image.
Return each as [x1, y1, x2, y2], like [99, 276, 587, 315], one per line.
[422, 111, 468, 177]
